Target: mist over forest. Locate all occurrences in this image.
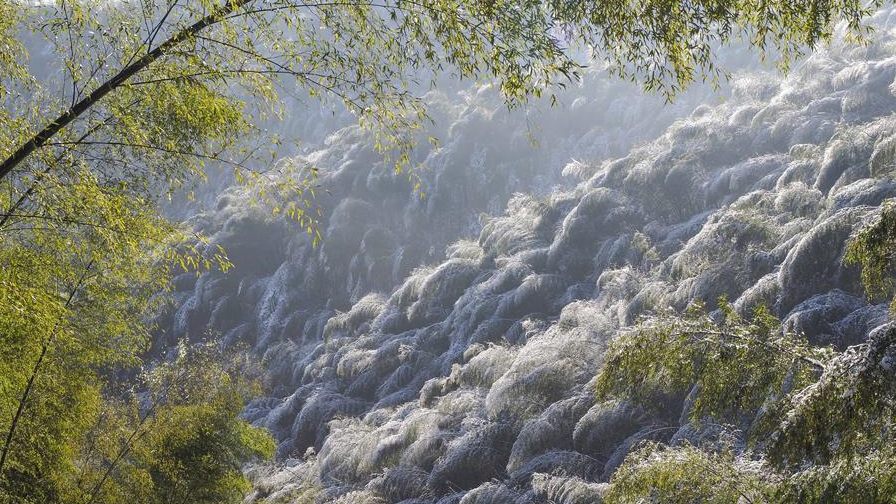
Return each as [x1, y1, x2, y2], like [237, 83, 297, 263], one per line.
[4, 2, 896, 503]
[174, 10, 896, 502]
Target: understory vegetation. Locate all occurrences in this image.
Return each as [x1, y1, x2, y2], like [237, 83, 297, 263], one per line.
[0, 337, 276, 504]
[598, 294, 896, 502]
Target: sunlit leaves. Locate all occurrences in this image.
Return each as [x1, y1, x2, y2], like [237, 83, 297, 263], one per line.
[845, 198, 896, 311]
[0, 167, 233, 501]
[595, 300, 832, 435]
[598, 304, 896, 503]
[605, 443, 776, 504]
[0, 0, 26, 96]
[561, 0, 881, 102]
[768, 326, 896, 469]
[2, 0, 878, 203]
[73, 342, 275, 504]
[237, 159, 325, 246]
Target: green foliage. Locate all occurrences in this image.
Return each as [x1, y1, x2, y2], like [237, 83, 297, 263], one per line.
[67, 342, 275, 504]
[599, 306, 896, 503]
[595, 301, 831, 433]
[845, 198, 896, 311]
[775, 446, 896, 504]
[555, 0, 880, 99]
[0, 167, 241, 503]
[0, 0, 25, 91]
[0, 176, 174, 503]
[767, 326, 896, 469]
[607, 444, 896, 504]
[605, 443, 775, 504]
[0, 0, 884, 199]
[136, 343, 275, 504]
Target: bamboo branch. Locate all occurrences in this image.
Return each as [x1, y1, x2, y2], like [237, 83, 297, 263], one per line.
[0, 0, 254, 182]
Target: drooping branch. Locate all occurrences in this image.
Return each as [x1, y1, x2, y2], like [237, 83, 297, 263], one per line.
[0, 116, 113, 230]
[0, 0, 254, 183]
[679, 327, 828, 371]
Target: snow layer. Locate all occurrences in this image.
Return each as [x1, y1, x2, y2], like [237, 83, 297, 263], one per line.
[164, 9, 896, 503]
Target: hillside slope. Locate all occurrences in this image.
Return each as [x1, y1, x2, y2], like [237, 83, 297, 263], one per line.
[174, 10, 896, 504]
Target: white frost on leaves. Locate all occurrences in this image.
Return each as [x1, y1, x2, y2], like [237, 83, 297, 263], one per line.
[165, 10, 896, 503]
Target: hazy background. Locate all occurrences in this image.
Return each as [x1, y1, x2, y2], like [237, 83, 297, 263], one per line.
[127, 8, 896, 502]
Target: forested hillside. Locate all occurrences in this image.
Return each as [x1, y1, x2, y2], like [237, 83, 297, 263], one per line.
[3, 1, 896, 503]
[163, 9, 896, 503]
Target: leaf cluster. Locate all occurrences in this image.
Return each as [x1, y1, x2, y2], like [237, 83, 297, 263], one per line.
[605, 443, 776, 504]
[70, 341, 275, 504]
[845, 198, 896, 312]
[595, 300, 831, 434]
[599, 303, 896, 503]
